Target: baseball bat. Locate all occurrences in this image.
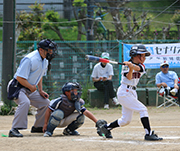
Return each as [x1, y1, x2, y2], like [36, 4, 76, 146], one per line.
[85, 55, 125, 65]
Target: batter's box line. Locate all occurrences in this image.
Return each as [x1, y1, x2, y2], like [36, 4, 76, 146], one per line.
[73, 137, 180, 146]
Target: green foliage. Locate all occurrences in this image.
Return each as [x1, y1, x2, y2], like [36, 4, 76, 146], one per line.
[73, 0, 87, 7]
[43, 10, 60, 30]
[29, 1, 44, 13]
[172, 9, 180, 24]
[0, 18, 2, 27]
[81, 81, 95, 104]
[0, 104, 14, 115]
[17, 2, 46, 41]
[0, 30, 3, 41]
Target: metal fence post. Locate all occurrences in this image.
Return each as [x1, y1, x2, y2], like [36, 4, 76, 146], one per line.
[34, 41, 37, 50]
[118, 40, 122, 86]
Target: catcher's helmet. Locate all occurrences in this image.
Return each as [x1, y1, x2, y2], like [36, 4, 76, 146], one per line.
[62, 82, 82, 95]
[129, 44, 151, 57]
[38, 39, 57, 51]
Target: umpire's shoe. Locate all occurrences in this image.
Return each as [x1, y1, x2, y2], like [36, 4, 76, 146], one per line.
[63, 128, 80, 136]
[144, 131, 163, 141]
[9, 129, 23, 137]
[31, 126, 43, 133]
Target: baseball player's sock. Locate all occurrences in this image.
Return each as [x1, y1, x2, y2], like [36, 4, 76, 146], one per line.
[105, 120, 119, 130]
[141, 117, 151, 135]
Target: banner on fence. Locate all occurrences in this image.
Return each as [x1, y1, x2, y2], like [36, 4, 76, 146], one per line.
[123, 43, 180, 69]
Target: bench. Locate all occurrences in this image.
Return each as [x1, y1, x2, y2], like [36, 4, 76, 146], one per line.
[88, 89, 117, 108]
[88, 87, 158, 107]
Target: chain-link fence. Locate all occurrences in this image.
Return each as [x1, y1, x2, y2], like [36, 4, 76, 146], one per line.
[2, 39, 180, 101]
[16, 40, 121, 99]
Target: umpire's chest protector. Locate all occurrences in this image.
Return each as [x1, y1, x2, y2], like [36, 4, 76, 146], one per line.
[58, 95, 76, 118]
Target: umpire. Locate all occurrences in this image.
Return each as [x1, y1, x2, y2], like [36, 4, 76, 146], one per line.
[7, 39, 57, 137]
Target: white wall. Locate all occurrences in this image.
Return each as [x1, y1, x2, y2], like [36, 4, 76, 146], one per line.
[0, 0, 64, 17]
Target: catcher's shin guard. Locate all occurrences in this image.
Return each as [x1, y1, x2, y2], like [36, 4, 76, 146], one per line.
[66, 114, 85, 132]
[47, 109, 64, 134]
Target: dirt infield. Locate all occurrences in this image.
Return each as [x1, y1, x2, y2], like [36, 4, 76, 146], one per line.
[0, 106, 180, 151]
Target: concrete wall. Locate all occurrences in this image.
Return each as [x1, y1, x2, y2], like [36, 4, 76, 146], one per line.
[88, 88, 159, 107]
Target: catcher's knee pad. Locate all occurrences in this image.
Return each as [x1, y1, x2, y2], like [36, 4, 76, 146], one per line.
[67, 114, 85, 131]
[50, 109, 64, 126]
[76, 114, 85, 124]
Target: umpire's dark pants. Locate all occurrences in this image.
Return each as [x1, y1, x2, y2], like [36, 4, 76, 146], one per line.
[94, 80, 116, 104]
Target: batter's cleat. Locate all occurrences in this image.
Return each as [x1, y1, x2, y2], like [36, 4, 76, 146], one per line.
[43, 131, 52, 137]
[9, 129, 23, 137]
[63, 128, 80, 136]
[144, 131, 163, 141]
[100, 125, 113, 139]
[104, 104, 109, 109]
[112, 97, 120, 106]
[31, 126, 43, 133]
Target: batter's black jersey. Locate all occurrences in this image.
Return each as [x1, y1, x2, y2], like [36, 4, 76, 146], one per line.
[48, 94, 86, 118]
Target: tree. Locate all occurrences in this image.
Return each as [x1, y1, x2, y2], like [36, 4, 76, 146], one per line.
[16, 2, 46, 41]
[172, 9, 180, 39]
[95, 0, 151, 40]
[16, 2, 86, 57]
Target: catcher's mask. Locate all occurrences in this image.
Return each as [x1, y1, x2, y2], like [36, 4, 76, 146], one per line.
[38, 39, 57, 61]
[129, 44, 151, 57]
[62, 82, 82, 101]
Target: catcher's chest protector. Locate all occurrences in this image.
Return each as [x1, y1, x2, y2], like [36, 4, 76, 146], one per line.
[58, 95, 76, 118]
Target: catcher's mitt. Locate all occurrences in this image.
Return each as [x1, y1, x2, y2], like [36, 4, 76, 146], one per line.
[95, 119, 107, 136]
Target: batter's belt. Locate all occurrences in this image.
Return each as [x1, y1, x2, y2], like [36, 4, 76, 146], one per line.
[127, 85, 136, 90]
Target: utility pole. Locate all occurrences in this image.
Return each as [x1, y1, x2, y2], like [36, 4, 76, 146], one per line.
[87, 0, 94, 54]
[2, 0, 16, 105]
[64, 0, 71, 21]
[86, 0, 94, 77]
[86, 0, 94, 42]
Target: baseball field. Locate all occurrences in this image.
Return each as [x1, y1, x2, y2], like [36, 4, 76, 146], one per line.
[0, 106, 180, 151]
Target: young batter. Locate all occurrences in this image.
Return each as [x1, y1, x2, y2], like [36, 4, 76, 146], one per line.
[100, 44, 163, 141]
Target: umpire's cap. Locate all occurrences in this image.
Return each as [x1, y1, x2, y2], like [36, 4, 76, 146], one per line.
[129, 44, 151, 57]
[38, 39, 57, 51]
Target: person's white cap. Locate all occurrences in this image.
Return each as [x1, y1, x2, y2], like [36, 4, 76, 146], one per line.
[160, 60, 169, 67]
[101, 52, 109, 59]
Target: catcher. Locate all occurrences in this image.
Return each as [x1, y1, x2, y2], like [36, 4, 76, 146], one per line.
[43, 82, 108, 137]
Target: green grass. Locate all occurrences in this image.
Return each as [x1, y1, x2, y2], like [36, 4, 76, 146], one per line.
[0, 30, 2, 41]
[43, 28, 86, 41]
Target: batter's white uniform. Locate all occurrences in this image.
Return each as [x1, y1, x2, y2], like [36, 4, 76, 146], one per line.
[116, 62, 148, 127]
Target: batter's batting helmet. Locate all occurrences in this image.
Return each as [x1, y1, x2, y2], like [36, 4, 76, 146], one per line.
[62, 82, 82, 95]
[38, 39, 57, 51]
[129, 44, 151, 57]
